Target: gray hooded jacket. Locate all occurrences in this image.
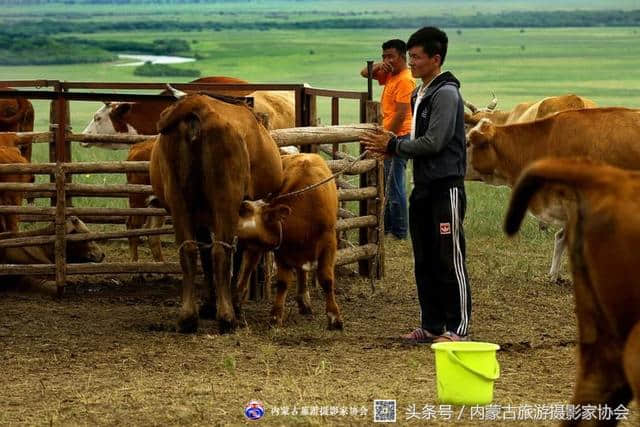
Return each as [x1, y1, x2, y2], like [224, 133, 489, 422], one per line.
[387, 71, 466, 195]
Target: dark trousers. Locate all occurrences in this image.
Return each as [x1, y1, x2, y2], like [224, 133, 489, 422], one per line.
[409, 184, 471, 336]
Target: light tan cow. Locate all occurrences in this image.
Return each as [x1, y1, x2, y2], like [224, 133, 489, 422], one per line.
[505, 158, 640, 424]
[464, 94, 597, 127]
[467, 107, 640, 281]
[0, 217, 105, 265]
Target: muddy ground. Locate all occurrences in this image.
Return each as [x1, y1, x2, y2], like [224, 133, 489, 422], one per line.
[1, 236, 638, 426]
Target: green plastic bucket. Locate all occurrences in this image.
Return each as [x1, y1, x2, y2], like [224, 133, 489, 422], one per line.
[431, 341, 500, 405]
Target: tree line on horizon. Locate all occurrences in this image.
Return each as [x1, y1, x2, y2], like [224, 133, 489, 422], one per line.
[1, 8, 638, 65]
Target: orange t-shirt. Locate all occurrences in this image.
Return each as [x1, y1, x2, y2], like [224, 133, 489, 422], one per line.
[377, 68, 415, 136]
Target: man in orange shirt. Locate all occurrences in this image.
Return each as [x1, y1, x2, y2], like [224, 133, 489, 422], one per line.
[361, 39, 415, 239]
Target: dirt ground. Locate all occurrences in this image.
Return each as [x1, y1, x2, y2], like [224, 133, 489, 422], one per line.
[1, 237, 638, 426]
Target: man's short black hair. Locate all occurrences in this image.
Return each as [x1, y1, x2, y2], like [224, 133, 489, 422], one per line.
[381, 39, 407, 56]
[407, 27, 448, 65]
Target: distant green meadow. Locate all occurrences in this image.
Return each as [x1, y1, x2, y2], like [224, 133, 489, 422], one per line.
[1, 22, 639, 237]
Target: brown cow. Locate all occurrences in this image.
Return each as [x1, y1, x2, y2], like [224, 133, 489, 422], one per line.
[467, 107, 640, 282]
[124, 138, 163, 262]
[81, 76, 295, 149]
[0, 88, 35, 162]
[505, 158, 640, 424]
[150, 93, 283, 333]
[0, 146, 32, 233]
[235, 153, 343, 329]
[464, 94, 597, 128]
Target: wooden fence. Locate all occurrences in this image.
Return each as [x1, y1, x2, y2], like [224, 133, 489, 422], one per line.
[0, 81, 384, 295]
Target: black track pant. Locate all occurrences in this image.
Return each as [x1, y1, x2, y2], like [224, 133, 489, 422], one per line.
[409, 184, 471, 336]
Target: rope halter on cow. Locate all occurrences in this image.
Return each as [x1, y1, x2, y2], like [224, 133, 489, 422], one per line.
[177, 234, 239, 279]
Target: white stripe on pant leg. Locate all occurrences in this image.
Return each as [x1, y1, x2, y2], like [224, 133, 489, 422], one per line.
[454, 188, 469, 335]
[453, 188, 469, 335]
[450, 188, 465, 335]
[450, 188, 467, 335]
[449, 188, 466, 335]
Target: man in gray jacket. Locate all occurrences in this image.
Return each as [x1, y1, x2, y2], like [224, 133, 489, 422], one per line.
[361, 27, 471, 343]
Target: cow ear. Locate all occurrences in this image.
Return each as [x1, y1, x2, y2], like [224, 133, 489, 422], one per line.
[239, 200, 253, 217]
[112, 103, 131, 117]
[464, 112, 479, 126]
[264, 204, 291, 224]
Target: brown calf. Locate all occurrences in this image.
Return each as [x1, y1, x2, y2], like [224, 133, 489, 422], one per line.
[505, 158, 640, 424]
[236, 153, 343, 330]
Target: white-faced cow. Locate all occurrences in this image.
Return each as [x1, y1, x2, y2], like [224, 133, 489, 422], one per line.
[505, 158, 640, 424]
[235, 153, 343, 330]
[467, 107, 640, 282]
[149, 92, 283, 333]
[81, 76, 295, 149]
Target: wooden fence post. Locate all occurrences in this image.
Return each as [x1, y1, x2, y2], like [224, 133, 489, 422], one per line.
[358, 93, 371, 277]
[366, 101, 384, 279]
[55, 163, 66, 296]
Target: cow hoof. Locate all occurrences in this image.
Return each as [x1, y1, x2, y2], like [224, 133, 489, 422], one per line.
[177, 315, 199, 334]
[269, 316, 284, 328]
[199, 303, 217, 320]
[327, 315, 344, 331]
[218, 318, 236, 334]
[298, 305, 313, 316]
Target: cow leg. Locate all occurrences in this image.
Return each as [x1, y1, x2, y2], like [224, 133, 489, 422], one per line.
[317, 238, 343, 330]
[295, 267, 313, 315]
[563, 270, 632, 425]
[233, 247, 262, 319]
[176, 233, 199, 333]
[623, 321, 640, 407]
[196, 227, 216, 320]
[145, 214, 165, 262]
[564, 340, 632, 427]
[271, 264, 294, 327]
[126, 215, 142, 262]
[211, 232, 237, 334]
[549, 228, 566, 282]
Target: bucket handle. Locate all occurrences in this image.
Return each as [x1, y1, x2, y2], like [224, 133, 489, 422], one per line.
[446, 350, 500, 381]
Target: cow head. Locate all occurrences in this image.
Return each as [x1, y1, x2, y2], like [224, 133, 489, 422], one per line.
[466, 119, 505, 184]
[237, 200, 291, 250]
[65, 216, 106, 263]
[80, 102, 137, 149]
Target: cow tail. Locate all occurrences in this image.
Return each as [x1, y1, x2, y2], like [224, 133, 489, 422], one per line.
[504, 157, 605, 236]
